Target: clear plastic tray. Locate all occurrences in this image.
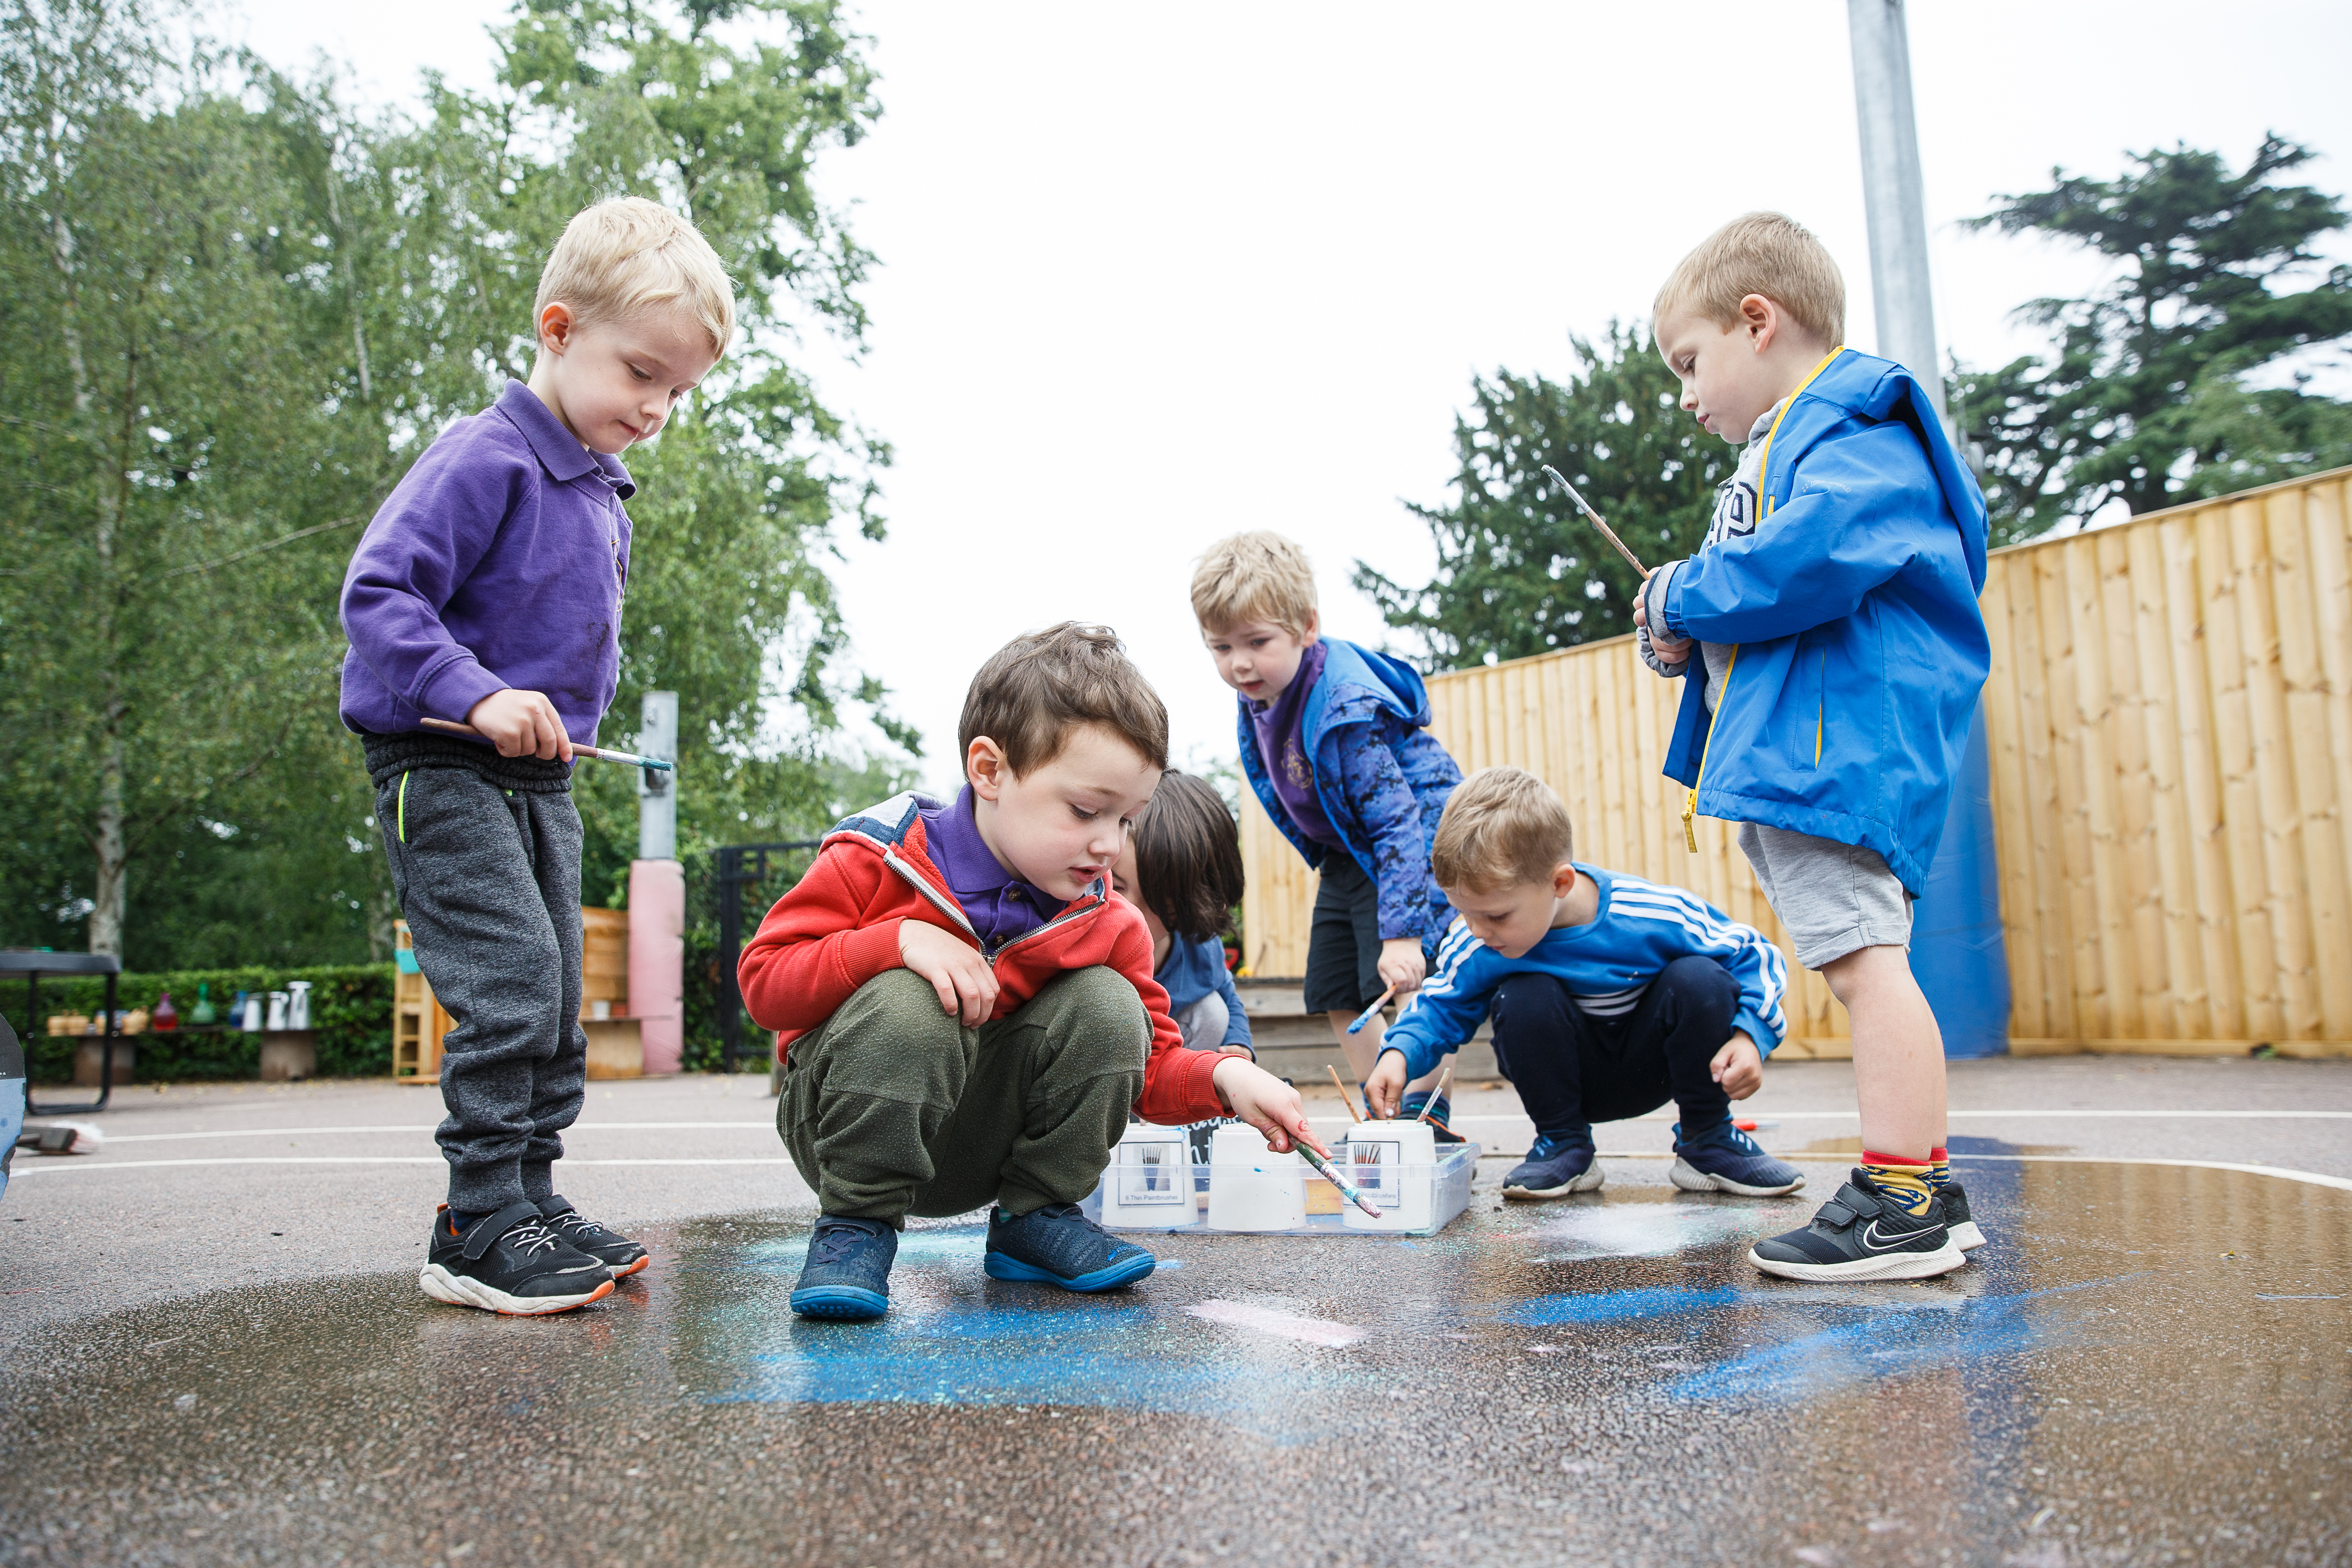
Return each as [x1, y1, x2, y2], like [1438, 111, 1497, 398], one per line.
[1082, 1141, 1480, 1237]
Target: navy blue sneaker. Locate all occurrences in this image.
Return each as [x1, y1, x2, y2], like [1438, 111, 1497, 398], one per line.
[1399, 1091, 1466, 1143]
[790, 1216, 897, 1320]
[1940, 1180, 1985, 1249]
[1502, 1130, 1602, 1199]
[1748, 1169, 1964, 1283]
[983, 1203, 1156, 1292]
[1669, 1120, 1807, 1197]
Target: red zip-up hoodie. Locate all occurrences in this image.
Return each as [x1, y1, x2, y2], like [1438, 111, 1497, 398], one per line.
[737, 791, 1229, 1126]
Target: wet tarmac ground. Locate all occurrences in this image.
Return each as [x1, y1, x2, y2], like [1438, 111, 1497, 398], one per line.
[3, 1148, 2348, 1567]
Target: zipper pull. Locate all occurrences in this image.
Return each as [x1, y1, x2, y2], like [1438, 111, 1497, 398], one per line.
[1682, 789, 1699, 852]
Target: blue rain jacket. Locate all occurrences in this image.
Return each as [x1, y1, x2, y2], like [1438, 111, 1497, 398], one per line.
[1237, 637, 1463, 944]
[1656, 349, 1990, 896]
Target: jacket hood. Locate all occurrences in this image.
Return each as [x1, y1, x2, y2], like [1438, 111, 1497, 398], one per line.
[1314, 637, 1434, 729]
[1774, 350, 1988, 588]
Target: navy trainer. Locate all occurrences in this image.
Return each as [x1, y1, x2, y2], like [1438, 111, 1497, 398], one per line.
[790, 1216, 897, 1320]
[1502, 1131, 1603, 1199]
[983, 1203, 1156, 1292]
[1748, 1169, 1965, 1283]
[1669, 1121, 1806, 1197]
[1940, 1180, 1986, 1249]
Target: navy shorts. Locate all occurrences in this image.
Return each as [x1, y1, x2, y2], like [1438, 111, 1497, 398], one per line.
[1303, 852, 1386, 1016]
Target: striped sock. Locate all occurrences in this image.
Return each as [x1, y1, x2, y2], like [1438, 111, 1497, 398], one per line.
[1859, 1150, 1935, 1218]
[1928, 1146, 1951, 1191]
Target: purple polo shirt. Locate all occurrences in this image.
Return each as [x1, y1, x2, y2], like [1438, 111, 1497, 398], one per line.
[1249, 640, 1343, 847]
[338, 380, 634, 747]
[919, 787, 1065, 948]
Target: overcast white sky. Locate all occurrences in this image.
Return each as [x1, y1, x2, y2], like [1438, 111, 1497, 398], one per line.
[236, 1, 2352, 793]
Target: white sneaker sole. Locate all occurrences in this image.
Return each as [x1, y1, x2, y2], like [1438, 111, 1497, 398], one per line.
[419, 1263, 614, 1316]
[1949, 1219, 1986, 1250]
[1502, 1164, 1606, 1200]
[1746, 1241, 1967, 1282]
[1669, 1156, 1807, 1198]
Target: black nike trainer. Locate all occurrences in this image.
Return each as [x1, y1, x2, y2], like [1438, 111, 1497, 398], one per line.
[1748, 1168, 1966, 1283]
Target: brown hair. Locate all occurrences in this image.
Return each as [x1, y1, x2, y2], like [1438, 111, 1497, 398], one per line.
[958, 622, 1170, 777]
[1130, 770, 1245, 944]
[1653, 211, 1845, 351]
[1430, 766, 1575, 893]
[1190, 531, 1318, 637]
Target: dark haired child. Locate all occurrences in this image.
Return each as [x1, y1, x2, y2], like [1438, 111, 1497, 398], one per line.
[737, 623, 1319, 1321]
[1110, 769, 1254, 1059]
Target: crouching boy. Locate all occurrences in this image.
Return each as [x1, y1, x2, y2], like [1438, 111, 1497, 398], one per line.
[1365, 768, 1802, 1199]
[737, 623, 1318, 1320]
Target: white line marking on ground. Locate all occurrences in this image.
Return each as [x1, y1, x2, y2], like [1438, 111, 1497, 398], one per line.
[1402, 1111, 2352, 1124]
[5, 1157, 798, 1175]
[1949, 1154, 2352, 1193]
[82, 1122, 778, 1144]
[1186, 1300, 1369, 1347]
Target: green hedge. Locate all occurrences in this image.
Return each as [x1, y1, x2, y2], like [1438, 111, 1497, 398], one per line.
[2, 964, 394, 1084]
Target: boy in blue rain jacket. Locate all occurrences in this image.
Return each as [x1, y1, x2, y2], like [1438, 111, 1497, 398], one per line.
[1635, 212, 1991, 1283]
[1191, 532, 1465, 1125]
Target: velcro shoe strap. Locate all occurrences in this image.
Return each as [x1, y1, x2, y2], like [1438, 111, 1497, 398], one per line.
[464, 1200, 547, 1261]
[1817, 1184, 1877, 1229]
[539, 1195, 575, 1220]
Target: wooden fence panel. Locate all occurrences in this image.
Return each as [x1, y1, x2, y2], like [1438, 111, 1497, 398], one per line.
[1239, 466, 2352, 1056]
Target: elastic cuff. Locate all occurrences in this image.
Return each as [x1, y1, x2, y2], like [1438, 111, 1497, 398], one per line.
[417, 656, 507, 726]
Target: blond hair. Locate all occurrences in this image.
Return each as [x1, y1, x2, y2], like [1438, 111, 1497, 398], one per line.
[1653, 211, 1844, 351]
[1431, 767, 1575, 894]
[535, 197, 737, 358]
[1190, 531, 1318, 637]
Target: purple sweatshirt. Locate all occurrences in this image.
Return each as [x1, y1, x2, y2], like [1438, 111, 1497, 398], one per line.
[338, 380, 635, 746]
[1248, 640, 1342, 847]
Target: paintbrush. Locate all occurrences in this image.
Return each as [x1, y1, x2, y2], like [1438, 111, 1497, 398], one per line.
[1415, 1063, 1455, 1124]
[1540, 465, 1649, 576]
[1343, 984, 1395, 1035]
[1328, 1065, 1364, 1124]
[419, 716, 675, 770]
[1284, 1131, 1384, 1219]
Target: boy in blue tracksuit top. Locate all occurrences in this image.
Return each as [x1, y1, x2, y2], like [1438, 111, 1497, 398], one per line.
[1190, 532, 1465, 1123]
[1364, 768, 1805, 1200]
[1634, 212, 1992, 1283]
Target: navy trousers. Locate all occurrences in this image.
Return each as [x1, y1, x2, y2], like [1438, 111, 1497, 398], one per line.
[1488, 956, 1739, 1137]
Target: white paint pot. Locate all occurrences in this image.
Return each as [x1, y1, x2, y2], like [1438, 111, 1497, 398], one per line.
[1340, 1119, 1439, 1231]
[285, 980, 312, 1031]
[1101, 1122, 1196, 1228]
[1207, 1123, 1306, 1232]
[265, 991, 290, 1032]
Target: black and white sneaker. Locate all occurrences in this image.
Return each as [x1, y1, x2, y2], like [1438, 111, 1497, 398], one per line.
[420, 1202, 615, 1315]
[539, 1195, 649, 1278]
[1940, 1181, 1986, 1250]
[1747, 1169, 1966, 1283]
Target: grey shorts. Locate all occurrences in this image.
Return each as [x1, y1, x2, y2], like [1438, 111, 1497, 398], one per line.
[1736, 822, 1912, 971]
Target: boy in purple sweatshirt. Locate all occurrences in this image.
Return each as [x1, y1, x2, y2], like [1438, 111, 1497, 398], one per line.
[339, 198, 733, 1316]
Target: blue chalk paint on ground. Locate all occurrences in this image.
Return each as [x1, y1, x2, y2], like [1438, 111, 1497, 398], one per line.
[1499, 1287, 1740, 1326]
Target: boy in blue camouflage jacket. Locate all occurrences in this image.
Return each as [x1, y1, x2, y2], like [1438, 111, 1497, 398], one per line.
[1192, 532, 1466, 1125]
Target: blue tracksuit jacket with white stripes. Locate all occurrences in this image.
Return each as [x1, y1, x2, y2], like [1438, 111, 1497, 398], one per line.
[1377, 864, 1789, 1081]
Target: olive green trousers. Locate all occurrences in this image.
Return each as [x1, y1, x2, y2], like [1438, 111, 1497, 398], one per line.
[776, 965, 1149, 1226]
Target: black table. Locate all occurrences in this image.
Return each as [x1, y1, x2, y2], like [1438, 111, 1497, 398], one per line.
[0, 950, 123, 1114]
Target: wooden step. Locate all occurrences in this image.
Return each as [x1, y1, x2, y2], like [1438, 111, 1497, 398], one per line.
[1234, 975, 1498, 1083]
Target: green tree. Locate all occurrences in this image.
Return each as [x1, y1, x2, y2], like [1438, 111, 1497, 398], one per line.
[0, 1, 394, 961]
[0, 0, 908, 969]
[1956, 136, 2352, 545]
[1356, 320, 1730, 670]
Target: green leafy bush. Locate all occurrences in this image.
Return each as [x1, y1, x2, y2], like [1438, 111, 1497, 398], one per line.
[2, 965, 393, 1084]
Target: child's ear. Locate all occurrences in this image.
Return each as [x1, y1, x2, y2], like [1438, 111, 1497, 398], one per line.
[1739, 293, 1777, 352]
[967, 736, 1009, 800]
[1553, 862, 1579, 899]
[1301, 608, 1321, 643]
[537, 301, 577, 355]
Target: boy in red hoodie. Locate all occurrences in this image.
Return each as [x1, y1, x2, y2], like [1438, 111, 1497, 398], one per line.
[738, 623, 1320, 1319]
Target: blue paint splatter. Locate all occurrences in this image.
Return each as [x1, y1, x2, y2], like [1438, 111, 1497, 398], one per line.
[1498, 1287, 1739, 1326]
[1666, 1279, 2125, 1406]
